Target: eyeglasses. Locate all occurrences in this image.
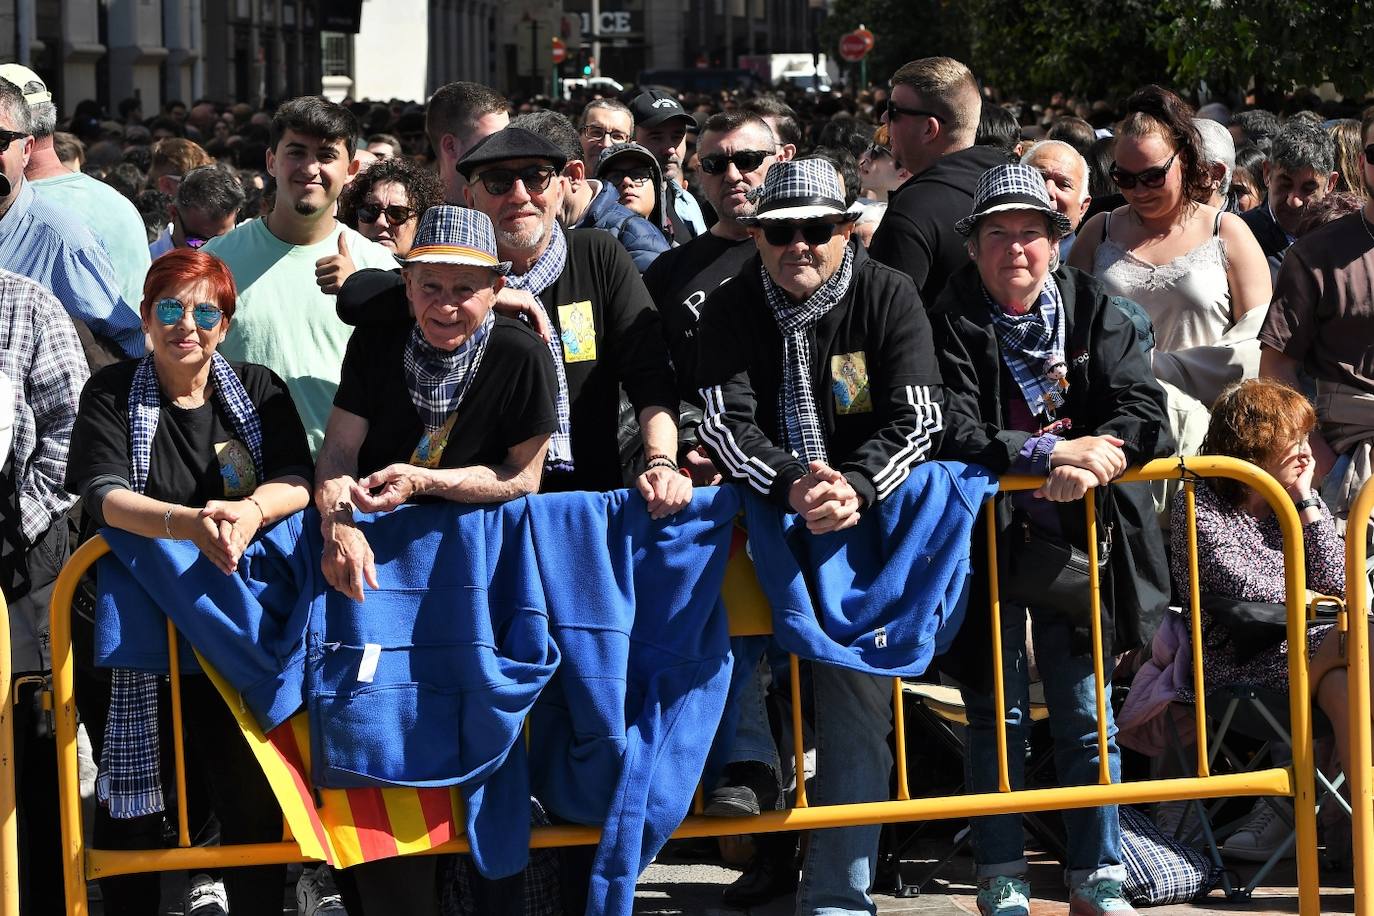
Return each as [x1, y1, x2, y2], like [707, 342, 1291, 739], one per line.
[760, 221, 841, 247]
[0, 129, 27, 153]
[580, 125, 630, 144]
[698, 149, 772, 176]
[604, 167, 655, 187]
[1109, 152, 1178, 191]
[356, 202, 417, 226]
[885, 102, 946, 124]
[1363, 143, 1374, 166]
[155, 297, 224, 330]
[472, 165, 558, 196]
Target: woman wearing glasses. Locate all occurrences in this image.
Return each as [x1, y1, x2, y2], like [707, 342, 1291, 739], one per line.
[1068, 85, 1271, 404]
[857, 125, 911, 204]
[65, 248, 313, 915]
[339, 156, 444, 257]
[596, 141, 664, 232]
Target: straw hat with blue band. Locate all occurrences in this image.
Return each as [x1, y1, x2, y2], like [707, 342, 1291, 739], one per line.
[404, 206, 511, 274]
[955, 163, 1074, 239]
[736, 159, 860, 225]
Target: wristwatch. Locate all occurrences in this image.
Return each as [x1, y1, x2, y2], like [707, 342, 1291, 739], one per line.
[1294, 494, 1322, 512]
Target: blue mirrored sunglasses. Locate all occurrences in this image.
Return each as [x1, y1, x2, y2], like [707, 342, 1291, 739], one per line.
[155, 297, 224, 330]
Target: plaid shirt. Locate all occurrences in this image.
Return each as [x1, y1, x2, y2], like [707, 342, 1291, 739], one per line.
[0, 267, 87, 542]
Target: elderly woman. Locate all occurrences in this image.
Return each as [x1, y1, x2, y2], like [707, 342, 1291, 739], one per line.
[338, 156, 445, 257]
[933, 164, 1173, 916]
[314, 205, 557, 916]
[65, 248, 314, 914]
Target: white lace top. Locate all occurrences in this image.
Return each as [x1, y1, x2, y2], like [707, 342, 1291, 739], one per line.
[1092, 211, 1232, 354]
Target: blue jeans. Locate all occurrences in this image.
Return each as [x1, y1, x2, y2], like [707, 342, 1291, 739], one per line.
[960, 608, 1127, 890]
[794, 663, 892, 916]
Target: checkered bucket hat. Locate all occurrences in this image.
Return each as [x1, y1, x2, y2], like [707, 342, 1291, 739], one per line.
[955, 163, 1074, 238]
[738, 159, 859, 224]
[405, 205, 511, 273]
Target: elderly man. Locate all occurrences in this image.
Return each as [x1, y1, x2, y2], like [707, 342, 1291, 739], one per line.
[1021, 139, 1092, 260]
[148, 164, 244, 258]
[425, 81, 509, 203]
[0, 76, 144, 359]
[696, 159, 944, 916]
[630, 88, 707, 243]
[338, 127, 690, 524]
[1241, 121, 1338, 276]
[576, 98, 634, 173]
[868, 56, 1009, 305]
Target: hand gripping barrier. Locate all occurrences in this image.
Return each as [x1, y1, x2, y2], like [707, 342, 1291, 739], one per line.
[20, 455, 1332, 914]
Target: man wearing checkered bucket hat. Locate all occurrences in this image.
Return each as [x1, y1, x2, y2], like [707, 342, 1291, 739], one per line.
[695, 158, 945, 914]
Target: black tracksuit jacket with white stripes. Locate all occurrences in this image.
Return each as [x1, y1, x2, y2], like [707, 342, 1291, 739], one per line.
[695, 242, 944, 509]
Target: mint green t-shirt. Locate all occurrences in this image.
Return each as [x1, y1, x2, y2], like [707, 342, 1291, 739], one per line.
[33, 170, 152, 310]
[205, 218, 399, 453]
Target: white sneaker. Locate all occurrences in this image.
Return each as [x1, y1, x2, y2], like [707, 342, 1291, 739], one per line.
[296, 864, 348, 915]
[186, 873, 228, 916]
[1221, 799, 1294, 862]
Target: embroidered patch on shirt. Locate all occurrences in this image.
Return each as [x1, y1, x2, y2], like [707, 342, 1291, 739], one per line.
[874, 627, 888, 649]
[558, 300, 598, 363]
[215, 439, 258, 498]
[831, 351, 873, 414]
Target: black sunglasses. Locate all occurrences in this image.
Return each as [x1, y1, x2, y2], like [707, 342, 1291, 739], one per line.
[1110, 151, 1178, 191]
[356, 203, 417, 226]
[0, 129, 27, 153]
[760, 221, 841, 247]
[604, 167, 655, 186]
[473, 165, 558, 196]
[885, 102, 946, 124]
[1364, 143, 1374, 166]
[698, 149, 772, 176]
[864, 143, 892, 160]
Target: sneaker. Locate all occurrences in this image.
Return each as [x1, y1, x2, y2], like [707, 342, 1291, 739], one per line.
[1069, 878, 1137, 915]
[703, 761, 780, 817]
[296, 864, 348, 915]
[975, 875, 1031, 916]
[185, 873, 228, 916]
[1154, 799, 1197, 841]
[1221, 799, 1294, 862]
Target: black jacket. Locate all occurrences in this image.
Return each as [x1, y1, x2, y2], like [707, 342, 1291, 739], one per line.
[931, 263, 1174, 685]
[336, 229, 679, 493]
[694, 242, 944, 509]
[1239, 204, 1289, 283]
[868, 144, 1013, 305]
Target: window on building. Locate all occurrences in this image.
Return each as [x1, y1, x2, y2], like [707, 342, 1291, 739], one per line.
[322, 32, 352, 77]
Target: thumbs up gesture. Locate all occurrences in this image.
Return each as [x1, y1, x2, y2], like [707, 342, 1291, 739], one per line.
[315, 231, 357, 295]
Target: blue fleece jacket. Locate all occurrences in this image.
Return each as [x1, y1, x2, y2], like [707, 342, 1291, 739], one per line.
[743, 461, 999, 676]
[578, 181, 670, 272]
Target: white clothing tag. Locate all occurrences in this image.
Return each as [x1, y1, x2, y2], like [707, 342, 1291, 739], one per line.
[358, 643, 382, 684]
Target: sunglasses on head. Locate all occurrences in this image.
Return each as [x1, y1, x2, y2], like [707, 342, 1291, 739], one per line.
[698, 149, 772, 176]
[760, 221, 841, 247]
[356, 202, 417, 226]
[604, 167, 655, 186]
[473, 165, 558, 196]
[0, 129, 27, 153]
[1109, 151, 1178, 190]
[155, 297, 223, 330]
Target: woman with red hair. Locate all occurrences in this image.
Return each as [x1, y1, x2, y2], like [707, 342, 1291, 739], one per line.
[65, 247, 313, 914]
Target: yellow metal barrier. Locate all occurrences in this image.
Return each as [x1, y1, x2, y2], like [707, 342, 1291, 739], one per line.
[1, 590, 15, 916]
[43, 456, 1328, 914]
[1343, 474, 1374, 916]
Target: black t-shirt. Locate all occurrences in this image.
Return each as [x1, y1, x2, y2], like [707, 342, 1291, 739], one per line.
[334, 315, 559, 478]
[643, 232, 756, 401]
[66, 359, 314, 508]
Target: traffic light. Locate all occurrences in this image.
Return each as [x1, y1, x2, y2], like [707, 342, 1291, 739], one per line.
[583, 59, 594, 77]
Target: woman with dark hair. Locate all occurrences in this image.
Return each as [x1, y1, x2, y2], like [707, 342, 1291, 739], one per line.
[338, 156, 444, 257]
[1069, 85, 1270, 385]
[1231, 144, 1266, 212]
[65, 248, 314, 915]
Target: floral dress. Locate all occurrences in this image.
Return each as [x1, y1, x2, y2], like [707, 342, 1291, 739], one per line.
[1168, 480, 1345, 695]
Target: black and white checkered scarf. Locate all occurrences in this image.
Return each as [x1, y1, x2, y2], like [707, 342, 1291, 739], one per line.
[403, 309, 495, 431]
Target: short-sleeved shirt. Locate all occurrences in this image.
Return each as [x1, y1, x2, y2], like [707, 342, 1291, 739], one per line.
[204, 218, 400, 453]
[65, 359, 314, 508]
[33, 170, 152, 310]
[1258, 212, 1374, 394]
[334, 315, 559, 478]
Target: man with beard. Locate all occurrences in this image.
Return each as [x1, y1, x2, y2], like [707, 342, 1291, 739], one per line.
[204, 96, 399, 452]
[630, 88, 707, 243]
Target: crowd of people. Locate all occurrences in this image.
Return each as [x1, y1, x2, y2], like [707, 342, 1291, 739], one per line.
[1, 47, 1372, 916]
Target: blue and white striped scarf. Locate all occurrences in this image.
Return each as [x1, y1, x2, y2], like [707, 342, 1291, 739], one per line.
[403, 309, 495, 431]
[985, 277, 1066, 421]
[762, 243, 855, 464]
[504, 222, 573, 472]
[98, 352, 264, 819]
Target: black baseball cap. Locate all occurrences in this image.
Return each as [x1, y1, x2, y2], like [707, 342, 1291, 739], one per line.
[629, 89, 694, 129]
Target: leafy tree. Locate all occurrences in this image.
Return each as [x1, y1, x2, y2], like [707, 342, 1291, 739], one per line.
[819, 0, 971, 88]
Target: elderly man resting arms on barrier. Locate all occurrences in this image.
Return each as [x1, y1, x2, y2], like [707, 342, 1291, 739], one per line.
[314, 206, 558, 601]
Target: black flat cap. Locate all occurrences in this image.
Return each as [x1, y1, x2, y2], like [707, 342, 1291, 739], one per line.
[629, 89, 694, 129]
[456, 127, 568, 179]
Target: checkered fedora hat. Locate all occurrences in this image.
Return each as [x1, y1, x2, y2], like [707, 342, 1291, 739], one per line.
[738, 158, 859, 225]
[955, 163, 1074, 238]
[405, 205, 511, 273]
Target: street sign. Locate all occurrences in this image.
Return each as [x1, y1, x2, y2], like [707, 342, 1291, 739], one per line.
[552, 37, 568, 65]
[838, 28, 874, 62]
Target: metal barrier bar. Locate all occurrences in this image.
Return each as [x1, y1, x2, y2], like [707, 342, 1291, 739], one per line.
[46, 456, 1325, 915]
[0, 590, 16, 916]
[1344, 474, 1374, 916]
[1183, 481, 1210, 777]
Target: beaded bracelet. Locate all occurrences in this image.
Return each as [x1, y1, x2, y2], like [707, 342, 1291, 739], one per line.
[163, 505, 176, 538]
[645, 454, 679, 473]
